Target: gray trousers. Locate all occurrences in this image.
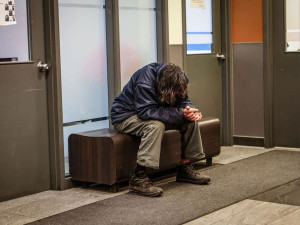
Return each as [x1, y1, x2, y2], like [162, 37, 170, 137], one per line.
[113, 115, 205, 169]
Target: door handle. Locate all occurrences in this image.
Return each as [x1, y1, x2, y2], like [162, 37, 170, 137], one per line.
[37, 61, 50, 72]
[216, 53, 226, 61]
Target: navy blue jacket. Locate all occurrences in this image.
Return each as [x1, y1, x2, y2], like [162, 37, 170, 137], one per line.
[110, 62, 194, 125]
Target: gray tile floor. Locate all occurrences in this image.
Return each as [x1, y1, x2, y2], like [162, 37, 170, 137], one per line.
[185, 200, 300, 225]
[0, 146, 299, 225]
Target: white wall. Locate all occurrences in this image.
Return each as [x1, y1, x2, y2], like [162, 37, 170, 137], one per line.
[168, 0, 183, 45]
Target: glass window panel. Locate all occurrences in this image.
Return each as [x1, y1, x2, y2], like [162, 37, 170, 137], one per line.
[58, 0, 109, 175]
[119, 0, 157, 88]
[63, 120, 109, 174]
[0, 0, 30, 63]
[285, 0, 300, 52]
[58, 0, 108, 123]
[185, 0, 213, 55]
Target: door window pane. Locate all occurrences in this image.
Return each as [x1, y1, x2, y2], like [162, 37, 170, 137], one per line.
[185, 0, 213, 55]
[0, 0, 30, 63]
[119, 0, 157, 87]
[58, 0, 109, 175]
[285, 0, 300, 52]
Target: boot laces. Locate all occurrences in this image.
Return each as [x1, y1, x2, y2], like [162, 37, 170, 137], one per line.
[185, 164, 199, 176]
[136, 175, 153, 188]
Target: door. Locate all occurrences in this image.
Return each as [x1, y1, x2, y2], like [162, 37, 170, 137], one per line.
[0, 0, 51, 201]
[273, 0, 300, 147]
[183, 0, 223, 126]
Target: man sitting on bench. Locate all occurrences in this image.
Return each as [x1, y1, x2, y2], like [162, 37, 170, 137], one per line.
[111, 63, 210, 197]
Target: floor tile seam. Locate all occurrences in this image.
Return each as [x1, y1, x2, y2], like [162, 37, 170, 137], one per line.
[208, 200, 299, 225]
[206, 200, 265, 225]
[262, 206, 300, 224]
[266, 216, 288, 225]
[275, 147, 300, 152]
[246, 199, 300, 209]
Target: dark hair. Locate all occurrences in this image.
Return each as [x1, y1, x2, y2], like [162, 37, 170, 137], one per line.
[157, 63, 188, 104]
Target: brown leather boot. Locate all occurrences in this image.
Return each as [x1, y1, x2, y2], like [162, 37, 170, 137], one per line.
[176, 163, 211, 184]
[129, 173, 163, 197]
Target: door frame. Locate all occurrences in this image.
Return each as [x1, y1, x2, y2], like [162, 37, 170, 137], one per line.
[182, 0, 233, 146]
[43, 0, 68, 190]
[262, 0, 274, 148]
[220, 0, 233, 146]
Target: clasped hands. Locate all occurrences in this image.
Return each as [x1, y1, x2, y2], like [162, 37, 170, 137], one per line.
[183, 106, 202, 122]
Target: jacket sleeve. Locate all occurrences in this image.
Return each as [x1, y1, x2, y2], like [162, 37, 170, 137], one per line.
[134, 83, 184, 124]
[175, 95, 195, 109]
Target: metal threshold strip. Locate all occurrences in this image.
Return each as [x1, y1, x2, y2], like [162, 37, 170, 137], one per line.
[63, 116, 109, 127]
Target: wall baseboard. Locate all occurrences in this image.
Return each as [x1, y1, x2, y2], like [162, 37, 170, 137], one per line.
[233, 136, 264, 147]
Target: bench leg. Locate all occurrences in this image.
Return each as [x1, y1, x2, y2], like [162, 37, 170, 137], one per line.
[81, 182, 91, 189]
[206, 158, 212, 167]
[109, 184, 119, 193]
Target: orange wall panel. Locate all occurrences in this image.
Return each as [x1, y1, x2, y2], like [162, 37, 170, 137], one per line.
[232, 0, 263, 43]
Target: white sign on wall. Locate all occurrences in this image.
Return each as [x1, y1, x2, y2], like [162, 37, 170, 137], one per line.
[0, 0, 16, 25]
[191, 0, 205, 8]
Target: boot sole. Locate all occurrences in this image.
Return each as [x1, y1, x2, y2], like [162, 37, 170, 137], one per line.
[129, 189, 163, 197]
[176, 178, 211, 185]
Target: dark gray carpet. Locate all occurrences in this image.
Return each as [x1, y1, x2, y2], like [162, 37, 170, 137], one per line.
[29, 150, 300, 225]
[251, 178, 300, 206]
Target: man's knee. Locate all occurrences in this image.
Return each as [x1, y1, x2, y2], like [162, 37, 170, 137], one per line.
[181, 120, 198, 129]
[149, 120, 165, 133]
[142, 120, 165, 138]
[188, 120, 198, 126]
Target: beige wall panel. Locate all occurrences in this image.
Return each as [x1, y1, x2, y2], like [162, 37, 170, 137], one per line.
[168, 0, 183, 45]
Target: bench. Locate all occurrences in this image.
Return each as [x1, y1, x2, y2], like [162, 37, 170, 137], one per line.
[68, 117, 220, 192]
